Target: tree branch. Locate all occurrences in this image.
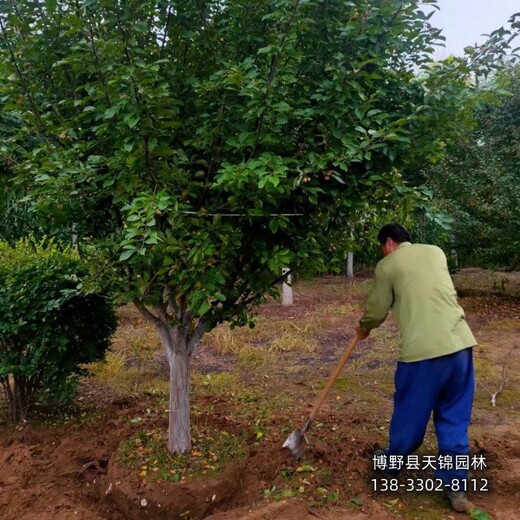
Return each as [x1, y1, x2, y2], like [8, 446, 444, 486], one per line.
[133, 298, 162, 325]
[187, 318, 208, 355]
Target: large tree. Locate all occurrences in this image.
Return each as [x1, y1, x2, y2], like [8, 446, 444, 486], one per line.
[1, 0, 517, 452]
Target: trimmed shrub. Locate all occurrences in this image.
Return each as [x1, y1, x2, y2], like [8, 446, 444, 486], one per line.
[0, 238, 117, 422]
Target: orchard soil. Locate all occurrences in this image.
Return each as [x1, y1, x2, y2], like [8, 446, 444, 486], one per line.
[1, 272, 519, 519]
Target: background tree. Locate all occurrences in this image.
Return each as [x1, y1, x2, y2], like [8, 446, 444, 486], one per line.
[0, 1, 517, 452]
[422, 64, 520, 269]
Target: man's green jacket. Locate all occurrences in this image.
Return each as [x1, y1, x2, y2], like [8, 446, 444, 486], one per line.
[359, 242, 476, 362]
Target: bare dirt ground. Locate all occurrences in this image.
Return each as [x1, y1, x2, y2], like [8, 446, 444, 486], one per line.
[1, 273, 519, 520]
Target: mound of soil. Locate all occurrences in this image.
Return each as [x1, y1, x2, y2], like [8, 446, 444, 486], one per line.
[104, 456, 247, 520]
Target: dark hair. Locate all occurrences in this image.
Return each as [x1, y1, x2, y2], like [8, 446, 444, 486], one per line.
[377, 223, 411, 244]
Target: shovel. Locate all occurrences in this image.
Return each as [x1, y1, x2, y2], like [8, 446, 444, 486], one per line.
[283, 334, 360, 459]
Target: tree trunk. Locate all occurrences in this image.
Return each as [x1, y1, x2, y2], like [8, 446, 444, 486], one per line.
[134, 300, 207, 454]
[282, 267, 293, 306]
[346, 251, 354, 278]
[3, 376, 26, 424]
[168, 348, 191, 453]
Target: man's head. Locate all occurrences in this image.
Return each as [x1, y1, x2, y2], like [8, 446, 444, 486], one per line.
[377, 223, 411, 257]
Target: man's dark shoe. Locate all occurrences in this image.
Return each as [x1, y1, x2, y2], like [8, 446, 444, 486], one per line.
[447, 491, 473, 513]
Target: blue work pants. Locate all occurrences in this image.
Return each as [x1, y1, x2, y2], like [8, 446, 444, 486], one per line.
[385, 347, 475, 486]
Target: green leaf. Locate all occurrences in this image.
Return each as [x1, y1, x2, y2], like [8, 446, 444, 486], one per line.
[103, 106, 119, 119]
[351, 496, 363, 506]
[124, 114, 140, 128]
[119, 249, 135, 261]
[295, 465, 315, 473]
[197, 300, 211, 316]
[258, 177, 269, 189]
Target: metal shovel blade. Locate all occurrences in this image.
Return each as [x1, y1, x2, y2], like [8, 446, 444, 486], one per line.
[282, 418, 311, 460]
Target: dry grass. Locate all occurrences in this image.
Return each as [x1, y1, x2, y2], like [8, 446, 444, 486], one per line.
[203, 325, 255, 355]
[268, 332, 317, 353]
[203, 317, 321, 359]
[192, 372, 244, 396]
[112, 321, 160, 361]
[237, 345, 276, 369]
[90, 351, 141, 394]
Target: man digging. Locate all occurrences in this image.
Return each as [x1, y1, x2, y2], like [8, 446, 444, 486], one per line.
[356, 223, 477, 513]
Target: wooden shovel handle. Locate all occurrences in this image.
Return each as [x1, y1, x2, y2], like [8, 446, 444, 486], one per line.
[309, 335, 360, 421]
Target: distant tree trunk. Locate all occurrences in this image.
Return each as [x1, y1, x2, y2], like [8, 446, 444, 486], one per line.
[134, 298, 207, 454]
[71, 222, 78, 246]
[346, 251, 354, 278]
[282, 267, 293, 306]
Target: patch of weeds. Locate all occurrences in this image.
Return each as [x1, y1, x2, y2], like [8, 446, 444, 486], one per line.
[262, 319, 322, 353]
[263, 484, 302, 500]
[89, 351, 141, 394]
[141, 377, 169, 396]
[125, 326, 160, 362]
[232, 389, 290, 423]
[470, 508, 492, 520]
[192, 372, 244, 397]
[29, 399, 105, 428]
[117, 425, 247, 483]
[473, 353, 498, 380]
[249, 318, 318, 345]
[237, 345, 275, 370]
[273, 463, 341, 505]
[364, 330, 398, 356]
[252, 420, 267, 441]
[346, 278, 374, 298]
[264, 467, 329, 502]
[317, 466, 333, 486]
[311, 486, 341, 505]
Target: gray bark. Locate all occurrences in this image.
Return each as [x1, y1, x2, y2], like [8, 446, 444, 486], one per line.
[168, 348, 191, 453]
[134, 299, 207, 454]
[346, 251, 354, 278]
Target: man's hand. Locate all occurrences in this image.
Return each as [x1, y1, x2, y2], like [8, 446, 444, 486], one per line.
[356, 326, 370, 340]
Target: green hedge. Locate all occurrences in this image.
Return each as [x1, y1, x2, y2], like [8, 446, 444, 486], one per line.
[0, 238, 117, 422]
